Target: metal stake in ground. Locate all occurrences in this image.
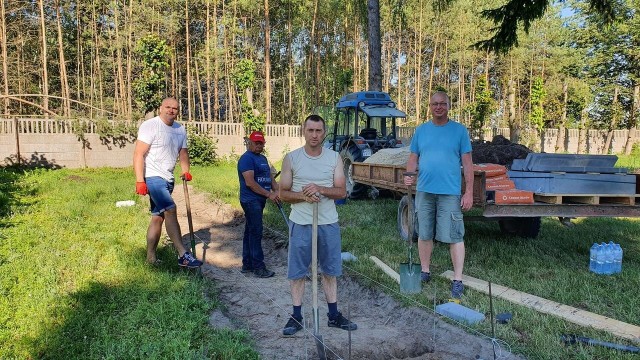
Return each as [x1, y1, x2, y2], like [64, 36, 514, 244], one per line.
[182, 179, 196, 256]
[312, 201, 327, 360]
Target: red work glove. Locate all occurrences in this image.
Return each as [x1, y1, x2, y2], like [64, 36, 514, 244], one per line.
[135, 182, 148, 195]
[181, 172, 193, 181]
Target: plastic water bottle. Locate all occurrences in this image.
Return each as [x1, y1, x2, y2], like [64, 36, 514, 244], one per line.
[605, 243, 615, 275]
[589, 243, 598, 273]
[115, 200, 135, 207]
[613, 243, 623, 273]
[594, 243, 605, 274]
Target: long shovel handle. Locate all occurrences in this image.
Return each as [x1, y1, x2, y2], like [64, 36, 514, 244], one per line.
[312, 201, 319, 333]
[311, 201, 326, 359]
[182, 179, 196, 254]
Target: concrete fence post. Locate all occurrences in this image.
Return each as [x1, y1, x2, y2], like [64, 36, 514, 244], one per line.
[13, 117, 20, 166]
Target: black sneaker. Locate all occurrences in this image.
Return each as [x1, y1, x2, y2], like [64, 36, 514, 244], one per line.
[327, 312, 357, 331]
[254, 267, 275, 278]
[282, 316, 303, 335]
[178, 252, 203, 268]
[421, 271, 431, 283]
[451, 280, 464, 299]
[241, 265, 253, 273]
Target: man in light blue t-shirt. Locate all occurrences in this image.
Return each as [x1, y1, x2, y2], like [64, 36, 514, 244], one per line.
[404, 91, 474, 301]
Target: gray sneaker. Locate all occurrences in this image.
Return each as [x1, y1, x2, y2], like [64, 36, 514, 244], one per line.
[421, 271, 431, 283]
[451, 280, 464, 299]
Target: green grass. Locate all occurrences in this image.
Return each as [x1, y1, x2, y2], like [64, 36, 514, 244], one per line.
[326, 198, 640, 360]
[191, 163, 640, 359]
[616, 154, 640, 172]
[3, 162, 639, 359]
[0, 167, 257, 359]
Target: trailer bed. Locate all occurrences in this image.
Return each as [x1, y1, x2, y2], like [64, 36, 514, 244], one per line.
[352, 162, 640, 219]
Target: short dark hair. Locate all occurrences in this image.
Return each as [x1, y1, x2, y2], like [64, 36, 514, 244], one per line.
[303, 114, 326, 131]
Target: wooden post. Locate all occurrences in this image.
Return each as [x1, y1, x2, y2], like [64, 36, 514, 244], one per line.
[13, 117, 20, 166]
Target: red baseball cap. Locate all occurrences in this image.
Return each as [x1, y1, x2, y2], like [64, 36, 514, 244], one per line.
[249, 131, 265, 143]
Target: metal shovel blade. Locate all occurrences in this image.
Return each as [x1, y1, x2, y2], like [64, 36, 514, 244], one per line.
[399, 262, 422, 294]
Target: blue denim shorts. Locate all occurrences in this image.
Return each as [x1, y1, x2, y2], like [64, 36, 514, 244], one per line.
[146, 176, 176, 216]
[415, 192, 464, 243]
[287, 222, 342, 279]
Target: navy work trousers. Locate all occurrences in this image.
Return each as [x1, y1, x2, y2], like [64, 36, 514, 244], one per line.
[240, 199, 267, 270]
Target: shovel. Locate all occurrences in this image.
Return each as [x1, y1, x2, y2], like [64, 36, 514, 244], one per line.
[399, 174, 421, 294]
[276, 201, 289, 227]
[182, 179, 196, 256]
[312, 201, 327, 359]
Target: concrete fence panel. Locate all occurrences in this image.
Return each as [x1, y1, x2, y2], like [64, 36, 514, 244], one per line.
[1, 118, 638, 169]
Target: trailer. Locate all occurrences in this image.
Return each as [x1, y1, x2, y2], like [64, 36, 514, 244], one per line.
[351, 162, 640, 239]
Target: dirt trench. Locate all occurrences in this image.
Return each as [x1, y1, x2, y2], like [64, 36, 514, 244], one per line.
[172, 184, 525, 360]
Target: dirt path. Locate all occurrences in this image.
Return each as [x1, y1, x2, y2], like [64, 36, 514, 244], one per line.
[173, 184, 525, 360]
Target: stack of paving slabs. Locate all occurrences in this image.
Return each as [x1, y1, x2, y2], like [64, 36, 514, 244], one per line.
[473, 163, 534, 204]
[507, 154, 636, 195]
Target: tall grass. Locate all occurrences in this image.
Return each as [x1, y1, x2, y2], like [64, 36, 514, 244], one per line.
[195, 163, 640, 360]
[0, 167, 257, 359]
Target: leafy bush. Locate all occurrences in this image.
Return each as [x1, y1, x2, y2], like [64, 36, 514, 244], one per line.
[187, 126, 218, 166]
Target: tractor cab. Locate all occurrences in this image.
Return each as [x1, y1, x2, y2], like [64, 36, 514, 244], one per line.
[325, 91, 407, 198]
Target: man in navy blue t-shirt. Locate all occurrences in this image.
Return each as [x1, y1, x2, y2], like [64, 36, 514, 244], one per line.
[237, 131, 278, 278]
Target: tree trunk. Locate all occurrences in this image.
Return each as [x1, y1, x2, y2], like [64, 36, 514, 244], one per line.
[206, 0, 212, 122]
[415, 0, 423, 123]
[1, 0, 8, 114]
[578, 107, 588, 154]
[367, 0, 382, 91]
[427, 30, 439, 115]
[623, 83, 639, 154]
[126, 0, 134, 119]
[264, 0, 272, 123]
[287, 5, 293, 114]
[213, 0, 220, 122]
[38, 0, 49, 117]
[55, 0, 71, 117]
[603, 86, 618, 154]
[508, 78, 518, 143]
[555, 81, 568, 152]
[194, 59, 205, 121]
[185, 1, 192, 121]
[396, 19, 402, 111]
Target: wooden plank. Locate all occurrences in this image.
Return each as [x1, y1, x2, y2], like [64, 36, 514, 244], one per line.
[534, 194, 562, 204]
[370, 256, 400, 283]
[440, 271, 640, 343]
[534, 193, 636, 206]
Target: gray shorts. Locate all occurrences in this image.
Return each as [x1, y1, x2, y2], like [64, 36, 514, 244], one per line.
[287, 222, 342, 279]
[415, 192, 464, 244]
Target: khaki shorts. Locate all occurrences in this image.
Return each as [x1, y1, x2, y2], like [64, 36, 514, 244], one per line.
[415, 192, 464, 243]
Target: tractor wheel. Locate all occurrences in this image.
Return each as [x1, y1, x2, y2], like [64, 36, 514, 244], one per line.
[341, 147, 366, 199]
[397, 194, 418, 242]
[498, 217, 541, 238]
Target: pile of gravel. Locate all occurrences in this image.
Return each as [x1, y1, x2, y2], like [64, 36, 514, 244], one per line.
[363, 147, 411, 166]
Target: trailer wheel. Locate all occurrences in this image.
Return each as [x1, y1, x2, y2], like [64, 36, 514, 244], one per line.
[397, 194, 418, 242]
[498, 217, 541, 238]
[341, 147, 366, 199]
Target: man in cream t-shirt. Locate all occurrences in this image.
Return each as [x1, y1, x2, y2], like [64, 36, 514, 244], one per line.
[278, 114, 357, 336]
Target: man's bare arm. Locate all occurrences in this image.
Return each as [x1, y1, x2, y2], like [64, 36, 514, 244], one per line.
[461, 152, 474, 211]
[178, 148, 190, 175]
[133, 140, 150, 182]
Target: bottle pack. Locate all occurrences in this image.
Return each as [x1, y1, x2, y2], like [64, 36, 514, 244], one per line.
[590, 241, 623, 275]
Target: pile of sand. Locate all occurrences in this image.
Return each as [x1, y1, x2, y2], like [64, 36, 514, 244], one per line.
[363, 146, 411, 166]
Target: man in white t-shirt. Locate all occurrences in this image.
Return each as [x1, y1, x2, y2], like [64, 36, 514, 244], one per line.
[133, 97, 202, 268]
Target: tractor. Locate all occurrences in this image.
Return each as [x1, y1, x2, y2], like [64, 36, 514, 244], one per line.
[324, 91, 407, 198]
